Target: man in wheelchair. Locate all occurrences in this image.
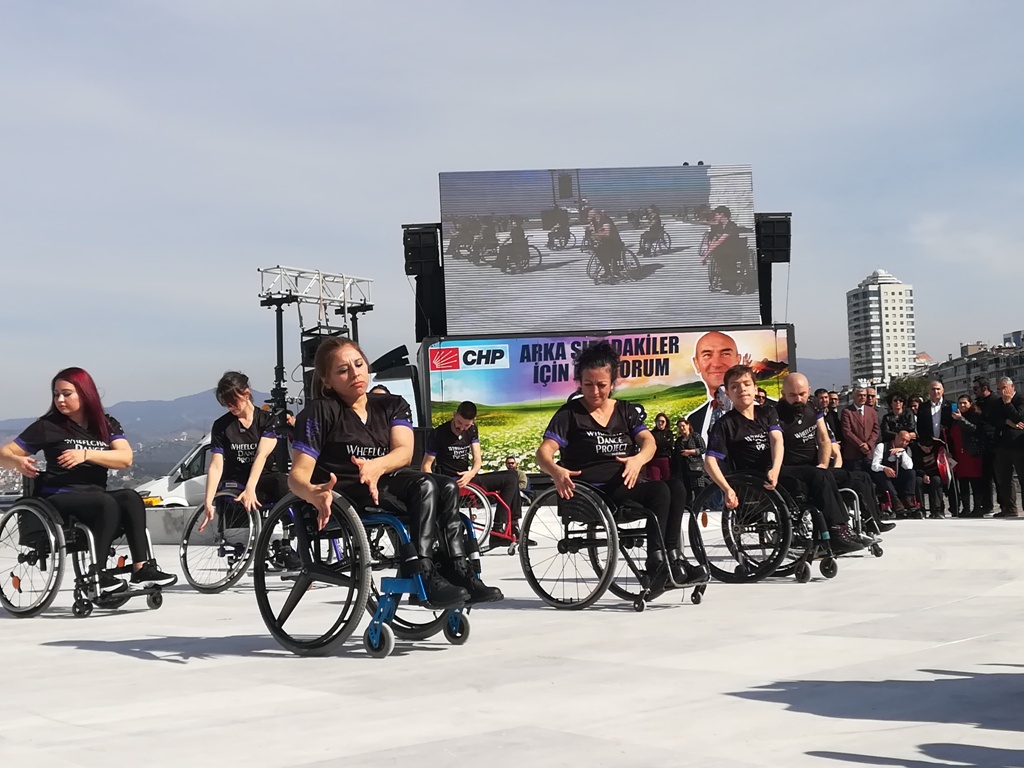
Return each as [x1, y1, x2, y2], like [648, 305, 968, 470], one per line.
[421, 400, 522, 536]
[705, 366, 865, 555]
[0, 367, 176, 593]
[535, 341, 707, 595]
[288, 338, 502, 607]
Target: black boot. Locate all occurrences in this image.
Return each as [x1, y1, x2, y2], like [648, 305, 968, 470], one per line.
[442, 557, 503, 604]
[669, 549, 708, 586]
[422, 559, 469, 609]
[645, 551, 670, 600]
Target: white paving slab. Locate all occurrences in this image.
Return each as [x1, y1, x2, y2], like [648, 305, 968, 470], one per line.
[4, 518, 1024, 767]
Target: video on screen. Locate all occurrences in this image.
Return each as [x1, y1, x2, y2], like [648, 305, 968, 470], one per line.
[438, 165, 761, 335]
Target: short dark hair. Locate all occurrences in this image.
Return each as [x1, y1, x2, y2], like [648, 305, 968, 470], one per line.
[828, 390, 839, 397]
[455, 401, 477, 419]
[974, 376, 990, 390]
[574, 341, 619, 383]
[814, 388, 828, 397]
[756, 388, 768, 396]
[216, 371, 250, 407]
[888, 393, 905, 405]
[714, 205, 732, 218]
[724, 364, 755, 388]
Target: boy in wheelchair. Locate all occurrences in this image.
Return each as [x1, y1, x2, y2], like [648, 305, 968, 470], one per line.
[536, 341, 707, 595]
[0, 367, 176, 593]
[705, 365, 865, 555]
[288, 338, 502, 607]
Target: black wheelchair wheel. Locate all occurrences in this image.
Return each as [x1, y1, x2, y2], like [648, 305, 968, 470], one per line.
[589, 507, 655, 603]
[519, 486, 617, 609]
[586, 253, 603, 282]
[0, 500, 66, 617]
[707, 256, 721, 291]
[254, 493, 370, 656]
[179, 491, 261, 593]
[620, 247, 641, 279]
[691, 474, 793, 584]
[363, 522, 448, 641]
[526, 244, 543, 270]
[658, 230, 672, 252]
[458, 485, 493, 550]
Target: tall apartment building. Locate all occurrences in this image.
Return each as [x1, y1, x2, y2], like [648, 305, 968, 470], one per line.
[846, 269, 917, 384]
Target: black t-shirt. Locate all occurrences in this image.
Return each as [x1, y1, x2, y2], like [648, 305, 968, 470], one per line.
[292, 393, 413, 488]
[210, 408, 279, 486]
[426, 420, 478, 477]
[15, 412, 127, 494]
[706, 405, 781, 473]
[775, 400, 822, 467]
[543, 398, 647, 485]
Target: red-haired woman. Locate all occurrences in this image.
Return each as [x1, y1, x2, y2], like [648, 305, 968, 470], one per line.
[0, 368, 177, 593]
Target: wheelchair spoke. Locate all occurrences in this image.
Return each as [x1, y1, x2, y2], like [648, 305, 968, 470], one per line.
[275, 572, 315, 626]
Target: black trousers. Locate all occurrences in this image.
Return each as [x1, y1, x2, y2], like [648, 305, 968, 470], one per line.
[918, 472, 945, 513]
[980, 451, 996, 511]
[994, 450, 1024, 514]
[778, 465, 848, 527]
[957, 476, 985, 514]
[46, 489, 150, 567]
[604, 476, 687, 552]
[473, 470, 522, 524]
[346, 469, 465, 562]
[830, 468, 882, 526]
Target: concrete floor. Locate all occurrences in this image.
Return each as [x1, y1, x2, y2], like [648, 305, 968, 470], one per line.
[3, 518, 1024, 768]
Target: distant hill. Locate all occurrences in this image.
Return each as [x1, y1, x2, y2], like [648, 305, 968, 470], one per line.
[0, 389, 270, 444]
[796, 358, 850, 391]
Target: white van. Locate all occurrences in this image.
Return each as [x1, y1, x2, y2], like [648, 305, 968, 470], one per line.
[135, 435, 212, 508]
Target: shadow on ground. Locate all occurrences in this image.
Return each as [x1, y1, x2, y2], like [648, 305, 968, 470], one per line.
[43, 633, 446, 663]
[809, 742, 1024, 767]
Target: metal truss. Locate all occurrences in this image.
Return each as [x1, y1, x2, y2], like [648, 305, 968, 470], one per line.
[258, 265, 374, 329]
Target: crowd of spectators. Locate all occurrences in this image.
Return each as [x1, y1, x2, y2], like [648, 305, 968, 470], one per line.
[638, 374, 1023, 521]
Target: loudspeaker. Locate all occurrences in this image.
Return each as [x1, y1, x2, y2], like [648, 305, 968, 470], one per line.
[404, 225, 440, 276]
[302, 369, 317, 401]
[755, 213, 792, 264]
[414, 269, 447, 342]
[300, 325, 346, 368]
[557, 173, 573, 200]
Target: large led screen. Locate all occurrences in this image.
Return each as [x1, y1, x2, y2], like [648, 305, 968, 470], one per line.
[439, 165, 760, 335]
[424, 325, 791, 472]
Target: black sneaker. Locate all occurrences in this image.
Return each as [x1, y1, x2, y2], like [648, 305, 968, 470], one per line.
[276, 542, 303, 570]
[994, 510, 1019, 518]
[425, 566, 470, 609]
[512, 525, 537, 547]
[99, 573, 128, 594]
[873, 519, 896, 533]
[445, 558, 503, 604]
[131, 562, 178, 588]
[828, 525, 867, 555]
[670, 558, 708, 585]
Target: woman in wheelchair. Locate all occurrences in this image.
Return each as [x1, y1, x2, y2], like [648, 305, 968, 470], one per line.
[288, 337, 502, 607]
[0, 367, 176, 593]
[200, 371, 299, 569]
[535, 342, 708, 595]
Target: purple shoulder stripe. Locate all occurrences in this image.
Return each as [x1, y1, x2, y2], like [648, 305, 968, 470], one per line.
[211, 447, 224, 455]
[706, 450, 727, 460]
[13, 437, 32, 452]
[293, 442, 320, 460]
[544, 430, 568, 448]
[631, 424, 649, 437]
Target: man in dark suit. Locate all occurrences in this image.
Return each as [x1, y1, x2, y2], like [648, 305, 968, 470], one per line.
[685, 331, 750, 444]
[916, 380, 954, 445]
[841, 383, 880, 473]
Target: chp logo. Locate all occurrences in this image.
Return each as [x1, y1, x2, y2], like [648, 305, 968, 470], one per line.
[429, 345, 509, 371]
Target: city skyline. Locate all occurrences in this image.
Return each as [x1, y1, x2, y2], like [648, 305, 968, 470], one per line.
[2, 2, 1023, 419]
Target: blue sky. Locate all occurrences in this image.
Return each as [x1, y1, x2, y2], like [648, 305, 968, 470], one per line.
[2, 1, 1022, 419]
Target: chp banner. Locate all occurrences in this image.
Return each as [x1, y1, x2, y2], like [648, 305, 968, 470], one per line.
[425, 326, 792, 471]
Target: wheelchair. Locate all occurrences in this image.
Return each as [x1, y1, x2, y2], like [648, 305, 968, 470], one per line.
[689, 472, 840, 584]
[252, 492, 477, 659]
[518, 483, 709, 612]
[178, 484, 295, 593]
[586, 246, 640, 284]
[839, 487, 884, 558]
[458, 483, 532, 556]
[548, 229, 577, 251]
[0, 495, 164, 618]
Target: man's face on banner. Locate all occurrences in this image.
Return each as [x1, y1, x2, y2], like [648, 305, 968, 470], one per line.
[692, 332, 741, 397]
